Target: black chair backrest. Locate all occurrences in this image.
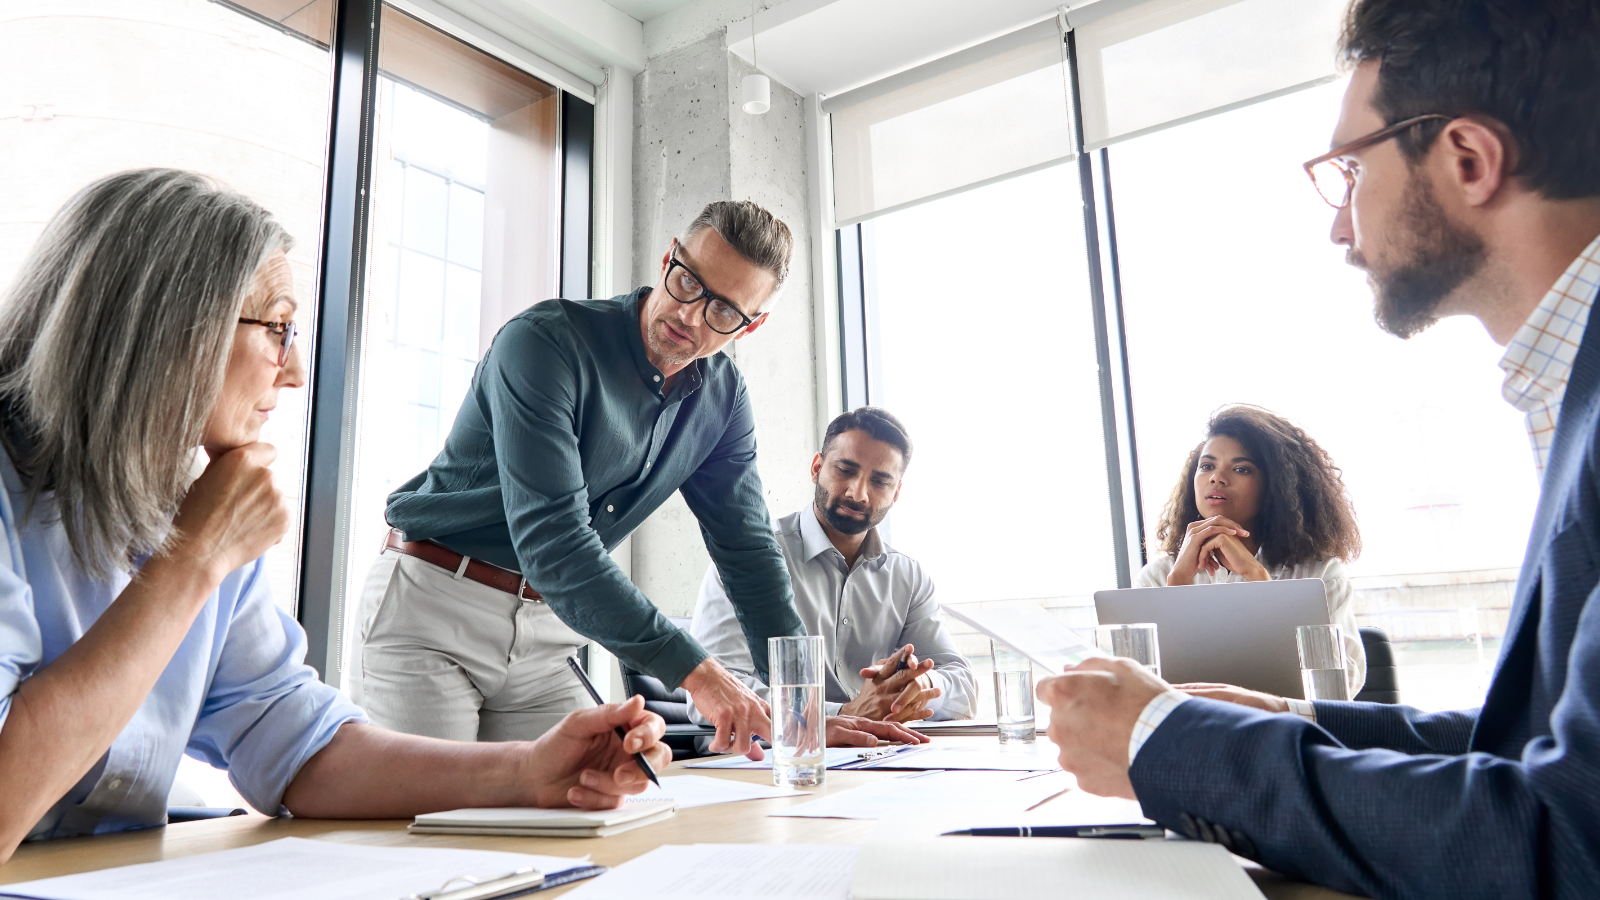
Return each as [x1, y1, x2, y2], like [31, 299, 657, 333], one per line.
[1354, 626, 1401, 704]
[620, 616, 694, 724]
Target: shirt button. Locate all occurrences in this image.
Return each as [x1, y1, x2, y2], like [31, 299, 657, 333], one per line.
[653, 375, 661, 382]
[645, 461, 652, 468]
[107, 778, 123, 790]
[606, 505, 615, 512]
[841, 618, 849, 624]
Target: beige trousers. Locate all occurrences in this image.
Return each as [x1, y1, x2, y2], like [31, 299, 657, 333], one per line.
[349, 549, 589, 742]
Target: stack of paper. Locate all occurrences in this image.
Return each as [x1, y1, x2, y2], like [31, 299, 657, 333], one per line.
[409, 800, 676, 838]
[852, 837, 1265, 900]
[910, 718, 1000, 736]
[943, 604, 1107, 673]
[852, 741, 1061, 772]
[0, 837, 593, 900]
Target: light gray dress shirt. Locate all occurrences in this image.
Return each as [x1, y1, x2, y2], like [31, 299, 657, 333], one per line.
[689, 507, 977, 721]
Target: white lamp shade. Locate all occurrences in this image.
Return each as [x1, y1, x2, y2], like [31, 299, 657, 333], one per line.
[741, 73, 770, 115]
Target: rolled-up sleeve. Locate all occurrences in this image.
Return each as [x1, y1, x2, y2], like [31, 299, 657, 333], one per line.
[678, 381, 804, 683]
[900, 567, 977, 720]
[185, 559, 366, 815]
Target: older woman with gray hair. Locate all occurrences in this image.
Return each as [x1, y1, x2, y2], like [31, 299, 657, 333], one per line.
[0, 169, 667, 862]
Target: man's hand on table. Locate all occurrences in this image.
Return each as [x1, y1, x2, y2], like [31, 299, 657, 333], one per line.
[1036, 657, 1169, 800]
[825, 715, 928, 747]
[843, 644, 941, 723]
[523, 694, 670, 809]
[682, 656, 771, 759]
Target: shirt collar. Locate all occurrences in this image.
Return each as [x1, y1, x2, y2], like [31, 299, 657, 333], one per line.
[623, 286, 703, 399]
[798, 504, 887, 566]
[1498, 232, 1600, 413]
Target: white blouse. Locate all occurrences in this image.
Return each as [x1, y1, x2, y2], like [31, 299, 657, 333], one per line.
[1135, 552, 1367, 697]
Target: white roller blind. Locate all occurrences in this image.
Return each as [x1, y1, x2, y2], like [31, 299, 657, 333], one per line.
[825, 19, 1075, 228]
[1074, 0, 1348, 151]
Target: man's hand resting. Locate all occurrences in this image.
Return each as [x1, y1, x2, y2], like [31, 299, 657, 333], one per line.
[522, 694, 669, 809]
[682, 657, 771, 759]
[1172, 682, 1290, 713]
[825, 715, 928, 747]
[842, 644, 941, 722]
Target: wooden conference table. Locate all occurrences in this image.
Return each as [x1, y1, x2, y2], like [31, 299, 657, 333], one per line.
[0, 758, 1360, 899]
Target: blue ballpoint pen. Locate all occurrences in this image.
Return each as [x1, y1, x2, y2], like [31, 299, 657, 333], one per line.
[942, 825, 1167, 839]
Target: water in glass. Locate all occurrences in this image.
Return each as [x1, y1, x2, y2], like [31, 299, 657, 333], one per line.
[771, 682, 826, 786]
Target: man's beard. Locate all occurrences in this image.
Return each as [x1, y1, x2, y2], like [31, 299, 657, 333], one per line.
[1351, 173, 1486, 339]
[644, 318, 696, 367]
[814, 482, 887, 536]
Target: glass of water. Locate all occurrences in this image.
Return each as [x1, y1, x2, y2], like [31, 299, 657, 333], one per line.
[1296, 624, 1349, 701]
[769, 635, 826, 786]
[991, 640, 1036, 743]
[1095, 623, 1161, 678]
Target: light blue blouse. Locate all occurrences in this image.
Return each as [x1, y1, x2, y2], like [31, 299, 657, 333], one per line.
[0, 450, 366, 840]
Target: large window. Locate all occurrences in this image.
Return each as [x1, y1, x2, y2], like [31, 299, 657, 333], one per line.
[1107, 81, 1534, 711]
[0, 0, 333, 618]
[340, 6, 564, 677]
[859, 163, 1114, 715]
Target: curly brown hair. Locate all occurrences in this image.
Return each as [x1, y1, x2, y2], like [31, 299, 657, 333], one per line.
[1155, 405, 1361, 569]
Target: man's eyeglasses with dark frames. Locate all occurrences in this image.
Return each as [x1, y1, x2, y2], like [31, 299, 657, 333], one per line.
[662, 240, 758, 335]
[237, 318, 297, 367]
[1303, 114, 1453, 209]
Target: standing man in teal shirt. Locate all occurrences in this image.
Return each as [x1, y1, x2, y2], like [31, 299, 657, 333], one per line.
[354, 201, 915, 756]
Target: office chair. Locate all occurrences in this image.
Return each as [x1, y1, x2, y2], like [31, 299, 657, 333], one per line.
[619, 616, 716, 760]
[1354, 626, 1401, 704]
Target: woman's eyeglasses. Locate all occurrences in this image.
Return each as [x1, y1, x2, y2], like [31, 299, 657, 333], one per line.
[237, 318, 297, 367]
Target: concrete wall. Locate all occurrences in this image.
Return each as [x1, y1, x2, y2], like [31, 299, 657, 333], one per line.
[628, 32, 818, 617]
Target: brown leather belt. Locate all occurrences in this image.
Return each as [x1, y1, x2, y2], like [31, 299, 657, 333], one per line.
[384, 528, 543, 601]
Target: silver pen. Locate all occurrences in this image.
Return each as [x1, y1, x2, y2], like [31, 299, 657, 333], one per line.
[404, 866, 545, 900]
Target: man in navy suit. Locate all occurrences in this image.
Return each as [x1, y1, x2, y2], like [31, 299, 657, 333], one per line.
[1041, 1, 1600, 897]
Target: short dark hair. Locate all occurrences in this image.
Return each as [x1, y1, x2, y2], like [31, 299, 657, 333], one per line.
[821, 407, 912, 471]
[1340, 0, 1600, 199]
[1155, 406, 1361, 570]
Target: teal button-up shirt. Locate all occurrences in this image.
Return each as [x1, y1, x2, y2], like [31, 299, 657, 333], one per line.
[385, 288, 803, 687]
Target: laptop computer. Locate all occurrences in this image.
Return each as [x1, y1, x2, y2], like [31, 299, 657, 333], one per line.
[1093, 579, 1332, 699]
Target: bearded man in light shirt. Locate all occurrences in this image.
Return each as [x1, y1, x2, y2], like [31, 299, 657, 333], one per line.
[1039, 1, 1600, 897]
[690, 407, 977, 740]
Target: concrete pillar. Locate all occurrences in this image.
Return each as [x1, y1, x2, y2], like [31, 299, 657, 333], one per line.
[627, 32, 818, 618]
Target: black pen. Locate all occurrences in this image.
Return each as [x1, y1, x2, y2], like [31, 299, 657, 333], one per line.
[942, 825, 1166, 839]
[565, 656, 661, 787]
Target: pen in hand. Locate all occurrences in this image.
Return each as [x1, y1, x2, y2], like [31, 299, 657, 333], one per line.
[565, 656, 661, 788]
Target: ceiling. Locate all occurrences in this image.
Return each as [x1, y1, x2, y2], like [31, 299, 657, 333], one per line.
[602, 0, 700, 21]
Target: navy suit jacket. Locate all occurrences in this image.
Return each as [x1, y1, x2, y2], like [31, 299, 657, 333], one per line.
[1132, 285, 1600, 900]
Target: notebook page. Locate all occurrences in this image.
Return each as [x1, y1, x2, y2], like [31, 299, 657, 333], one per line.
[564, 844, 857, 900]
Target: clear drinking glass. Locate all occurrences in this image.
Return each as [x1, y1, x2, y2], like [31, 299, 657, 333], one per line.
[991, 641, 1036, 744]
[1095, 623, 1161, 678]
[1296, 624, 1349, 701]
[769, 636, 827, 786]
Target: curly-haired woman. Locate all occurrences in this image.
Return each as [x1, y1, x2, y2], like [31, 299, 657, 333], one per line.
[1136, 405, 1365, 695]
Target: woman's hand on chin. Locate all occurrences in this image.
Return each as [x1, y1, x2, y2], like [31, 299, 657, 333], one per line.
[1199, 531, 1271, 581]
[1169, 515, 1252, 585]
[168, 442, 288, 581]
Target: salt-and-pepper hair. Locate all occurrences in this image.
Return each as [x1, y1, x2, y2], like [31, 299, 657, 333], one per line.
[0, 169, 290, 578]
[684, 200, 794, 302]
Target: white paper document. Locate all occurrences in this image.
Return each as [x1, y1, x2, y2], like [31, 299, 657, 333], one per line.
[773, 770, 1072, 820]
[943, 604, 1107, 673]
[851, 837, 1265, 900]
[0, 837, 589, 900]
[686, 746, 898, 770]
[564, 844, 857, 900]
[634, 774, 803, 807]
[855, 741, 1061, 771]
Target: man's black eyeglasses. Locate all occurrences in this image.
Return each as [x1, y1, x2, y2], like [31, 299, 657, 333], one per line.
[238, 318, 297, 367]
[662, 241, 758, 335]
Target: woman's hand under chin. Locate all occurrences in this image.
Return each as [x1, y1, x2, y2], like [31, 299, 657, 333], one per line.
[168, 442, 288, 582]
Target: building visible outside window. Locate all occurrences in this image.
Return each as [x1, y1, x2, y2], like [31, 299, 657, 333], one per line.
[1109, 80, 1536, 711]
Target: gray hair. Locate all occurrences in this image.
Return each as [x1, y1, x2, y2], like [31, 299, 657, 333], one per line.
[684, 200, 793, 301]
[0, 169, 291, 578]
